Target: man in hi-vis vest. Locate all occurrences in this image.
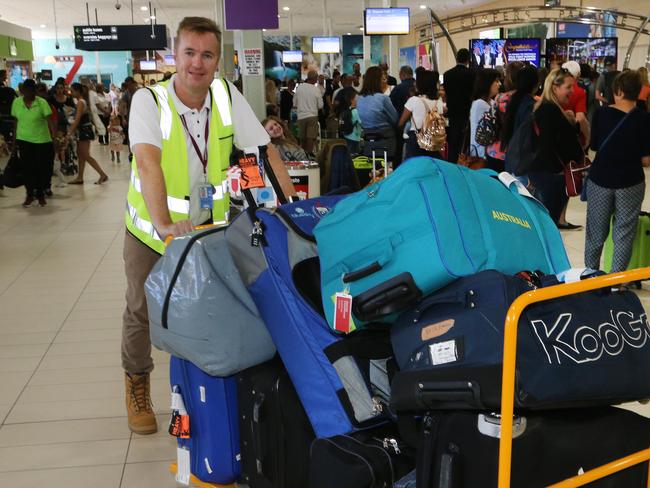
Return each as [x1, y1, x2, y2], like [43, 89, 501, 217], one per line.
[123, 17, 295, 434]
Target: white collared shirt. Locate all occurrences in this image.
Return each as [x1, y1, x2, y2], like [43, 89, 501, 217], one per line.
[129, 74, 270, 225]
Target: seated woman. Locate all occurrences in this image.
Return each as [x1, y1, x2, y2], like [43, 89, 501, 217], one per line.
[356, 66, 398, 159]
[263, 115, 311, 161]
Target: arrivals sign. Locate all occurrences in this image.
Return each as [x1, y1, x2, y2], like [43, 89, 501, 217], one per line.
[74, 25, 168, 51]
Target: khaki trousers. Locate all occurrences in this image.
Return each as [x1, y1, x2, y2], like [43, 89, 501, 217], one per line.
[121, 231, 161, 374]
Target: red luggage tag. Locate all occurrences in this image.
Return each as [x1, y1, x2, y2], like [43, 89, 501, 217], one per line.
[238, 153, 265, 190]
[169, 412, 190, 438]
[333, 289, 354, 334]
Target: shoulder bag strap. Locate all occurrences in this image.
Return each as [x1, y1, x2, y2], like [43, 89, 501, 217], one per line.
[598, 107, 636, 153]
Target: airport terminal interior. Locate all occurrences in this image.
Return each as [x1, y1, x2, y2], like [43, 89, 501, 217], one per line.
[1, 0, 650, 487]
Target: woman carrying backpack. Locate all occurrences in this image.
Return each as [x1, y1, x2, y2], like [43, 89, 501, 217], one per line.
[398, 69, 446, 160]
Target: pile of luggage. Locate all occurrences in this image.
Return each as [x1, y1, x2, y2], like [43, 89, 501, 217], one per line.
[145, 156, 650, 488]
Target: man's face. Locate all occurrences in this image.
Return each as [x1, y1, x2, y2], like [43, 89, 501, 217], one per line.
[353, 63, 360, 73]
[474, 46, 481, 55]
[484, 46, 491, 55]
[174, 29, 220, 93]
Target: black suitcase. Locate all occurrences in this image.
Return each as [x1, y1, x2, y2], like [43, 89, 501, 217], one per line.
[237, 356, 314, 488]
[309, 424, 415, 488]
[417, 407, 650, 488]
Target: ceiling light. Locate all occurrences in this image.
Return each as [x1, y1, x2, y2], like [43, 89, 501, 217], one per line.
[283, 6, 290, 11]
[140, 5, 148, 11]
[359, 27, 364, 30]
[262, 28, 267, 31]
[420, 5, 427, 9]
[346, 32, 351, 35]
[40, 24, 46, 28]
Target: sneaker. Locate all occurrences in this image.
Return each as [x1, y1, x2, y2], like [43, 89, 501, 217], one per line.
[22, 196, 35, 207]
[125, 372, 158, 435]
[38, 196, 47, 207]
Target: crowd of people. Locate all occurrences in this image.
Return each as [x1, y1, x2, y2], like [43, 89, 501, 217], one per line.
[0, 71, 145, 206]
[261, 52, 649, 277]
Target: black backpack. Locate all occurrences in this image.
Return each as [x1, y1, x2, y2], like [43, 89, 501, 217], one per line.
[338, 108, 354, 137]
[504, 113, 539, 176]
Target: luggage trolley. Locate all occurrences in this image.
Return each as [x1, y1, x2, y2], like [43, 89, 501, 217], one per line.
[497, 267, 650, 488]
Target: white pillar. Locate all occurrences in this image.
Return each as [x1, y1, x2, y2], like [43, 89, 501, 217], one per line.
[362, 0, 370, 71]
[234, 29, 266, 121]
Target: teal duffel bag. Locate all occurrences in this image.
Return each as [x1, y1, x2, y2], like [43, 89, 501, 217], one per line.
[313, 157, 570, 332]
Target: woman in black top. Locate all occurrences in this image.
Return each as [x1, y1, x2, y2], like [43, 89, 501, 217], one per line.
[529, 68, 585, 226]
[584, 70, 650, 272]
[48, 81, 76, 167]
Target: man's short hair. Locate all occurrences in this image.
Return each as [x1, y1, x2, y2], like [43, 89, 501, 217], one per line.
[612, 70, 642, 101]
[456, 48, 471, 64]
[177, 16, 222, 44]
[399, 65, 413, 77]
[306, 70, 318, 82]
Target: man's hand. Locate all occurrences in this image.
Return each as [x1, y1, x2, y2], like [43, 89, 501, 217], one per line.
[156, 220, 194, 240]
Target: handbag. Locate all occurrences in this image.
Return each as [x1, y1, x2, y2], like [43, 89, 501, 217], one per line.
[457, 120, 486, 169]
[564, 156, 591, 197]
[2, 148, 24, 188]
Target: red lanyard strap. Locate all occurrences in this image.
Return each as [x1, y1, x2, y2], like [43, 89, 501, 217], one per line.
[180, 112, 210, 172]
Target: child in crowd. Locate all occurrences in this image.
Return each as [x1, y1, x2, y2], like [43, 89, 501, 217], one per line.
[109, 115, 124, 163]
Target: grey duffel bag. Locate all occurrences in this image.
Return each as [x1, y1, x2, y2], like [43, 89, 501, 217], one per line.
[145, 226, 276, 376]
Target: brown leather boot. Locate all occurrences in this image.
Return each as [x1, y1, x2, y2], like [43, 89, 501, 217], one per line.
[125, 372, 158, 435]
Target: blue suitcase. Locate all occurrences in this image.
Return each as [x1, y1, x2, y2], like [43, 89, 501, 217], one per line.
[314, 157, 570, 329]
[169, 356, 241, 485]
[390, 270, 650, 411]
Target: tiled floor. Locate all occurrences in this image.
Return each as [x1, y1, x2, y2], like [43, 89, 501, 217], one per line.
[0, 145, 648, 487]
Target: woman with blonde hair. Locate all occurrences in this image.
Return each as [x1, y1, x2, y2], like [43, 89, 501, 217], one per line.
[263, 115, 310, 161]
[528, 68, 584, 228]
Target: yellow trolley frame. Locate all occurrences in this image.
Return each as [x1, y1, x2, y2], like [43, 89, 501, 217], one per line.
[497, 267, 650, 488]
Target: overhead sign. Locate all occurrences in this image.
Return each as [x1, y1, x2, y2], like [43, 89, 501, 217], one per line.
[74, 25, 167, 51]
[224, 0, 278, 30]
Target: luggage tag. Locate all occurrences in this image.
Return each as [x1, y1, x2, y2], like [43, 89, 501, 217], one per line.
[176, 447, 191, 486]
[332, 284, 356, 333]
[169, 389, 190, 439]
[227, 166, 242, 198]
[238, 153, 265, 190]
[198, 181, 214, 210]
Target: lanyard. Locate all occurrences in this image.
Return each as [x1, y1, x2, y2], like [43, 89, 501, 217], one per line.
[179, 112, 210, 173]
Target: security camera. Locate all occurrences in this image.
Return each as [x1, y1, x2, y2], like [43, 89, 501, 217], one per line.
[55, 41, 60, 49]
[115, 1, 121, 9]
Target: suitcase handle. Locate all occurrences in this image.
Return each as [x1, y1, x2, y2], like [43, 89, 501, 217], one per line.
[413, 292, 469, 321]
[342, 261, 382, 283]
[417, 381, 482, 407]
[352, 272, 422, 322]
[341, 234, 403, 283]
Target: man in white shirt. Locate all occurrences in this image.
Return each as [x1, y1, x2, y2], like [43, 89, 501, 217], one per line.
[123, 16, 294, 435]
[293, 70, 323, 154]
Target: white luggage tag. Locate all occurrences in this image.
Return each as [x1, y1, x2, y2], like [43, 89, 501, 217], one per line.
[176, 447, 191, 486]
[498, 172, 536, 200]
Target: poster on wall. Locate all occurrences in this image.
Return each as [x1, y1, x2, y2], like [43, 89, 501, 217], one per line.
[399, 46, 417, 71]
[342, 35, 363, 75]
[6, 61, 32, 89]
[263, 35, 303, 81]
[418, 43, 432, 70]
[370, 36, 384, 65]
[556, 10, 617, 38]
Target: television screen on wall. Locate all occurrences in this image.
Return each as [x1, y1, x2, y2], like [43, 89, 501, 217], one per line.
[470, 38, 541, 68]
[364, 8, 410, 35]
[282, 51, 303, 63]
[312, 37, 340, 54]
[139, 60, 157, 71]
[546, 37, 617, 71]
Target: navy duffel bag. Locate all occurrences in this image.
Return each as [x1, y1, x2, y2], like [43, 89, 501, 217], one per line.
[390, 269, 650, 411]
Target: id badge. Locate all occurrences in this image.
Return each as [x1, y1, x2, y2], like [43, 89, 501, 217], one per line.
[198, 183, 214, 209]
